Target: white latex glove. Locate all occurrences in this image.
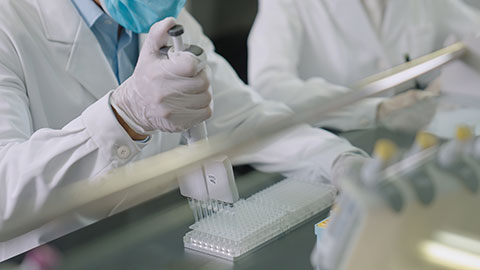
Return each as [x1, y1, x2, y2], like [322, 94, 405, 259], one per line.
[111, 18, 212, 134]
[377, 89, 439, 133]
[331, 151, 370, 189]
[424, 77, 442, 95]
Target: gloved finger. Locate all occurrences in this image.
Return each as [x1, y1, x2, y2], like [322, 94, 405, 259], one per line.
[164, 70, 210, 94]
[411, 90, 439, 101]
[386, 90, 437, 110]
[143, 17, 177, 53]
[167, 100, 213, 117]
[165, 107, 213, 132]
[163, 90, 212, 110]
[160, 51, 205, 77]
[381, 98, 438, 132]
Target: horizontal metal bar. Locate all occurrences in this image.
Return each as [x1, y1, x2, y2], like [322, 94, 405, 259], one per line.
[355, 42, 467, 93]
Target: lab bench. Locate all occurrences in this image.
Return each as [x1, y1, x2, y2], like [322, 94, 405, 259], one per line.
[9, 128, 413, 269]
[50, 170, 325, 270]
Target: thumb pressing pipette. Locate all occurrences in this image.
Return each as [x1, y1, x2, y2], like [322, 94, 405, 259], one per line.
[160, 24, 239, 221]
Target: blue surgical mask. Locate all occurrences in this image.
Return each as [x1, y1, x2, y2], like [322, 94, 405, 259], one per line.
[99, 0, 187, 33]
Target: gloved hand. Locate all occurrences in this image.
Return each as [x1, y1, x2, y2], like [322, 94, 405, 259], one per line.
[377, 89, 439, 133]
[331, 151, 370, 189]
[111, 18, 212, 135]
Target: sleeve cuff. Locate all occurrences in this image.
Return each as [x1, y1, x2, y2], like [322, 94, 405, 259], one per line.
[363, 97, 385, 127]
[315, 97, 385, 131]
[134, 136, 151, 149]
[82, 91, 142, 167]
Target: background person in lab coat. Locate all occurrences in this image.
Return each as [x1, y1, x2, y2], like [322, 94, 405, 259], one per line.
[248, 0, 480, 132]
[0, 0, 365, 261]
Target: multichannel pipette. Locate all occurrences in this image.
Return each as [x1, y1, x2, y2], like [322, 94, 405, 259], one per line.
[361, 139, 405, 212]
[404, 132, 438, 205]
[473, 136, 480, 161]
[361, 139, 398, 187]
[436, 125, 479, 192]
[160, 25, 239, 221]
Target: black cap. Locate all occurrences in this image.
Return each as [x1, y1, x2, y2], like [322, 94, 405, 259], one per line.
[168, 24, 184, 37]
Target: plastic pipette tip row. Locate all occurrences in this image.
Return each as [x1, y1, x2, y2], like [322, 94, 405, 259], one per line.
[187, 198, 232, 223]
[184, 178, 336, 261]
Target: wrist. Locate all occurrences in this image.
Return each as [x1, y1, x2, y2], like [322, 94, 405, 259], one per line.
[111, 106, 148, 141]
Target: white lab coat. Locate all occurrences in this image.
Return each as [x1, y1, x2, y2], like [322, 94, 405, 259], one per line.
[0, 0, 358, 261]
[248, 0, 480, 131]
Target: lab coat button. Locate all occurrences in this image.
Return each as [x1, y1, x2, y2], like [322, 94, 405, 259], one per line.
[117, 146, 131, 159]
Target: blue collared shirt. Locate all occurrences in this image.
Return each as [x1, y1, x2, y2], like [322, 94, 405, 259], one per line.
[71, 0, 139, 84]
[72, 1, 149, 143]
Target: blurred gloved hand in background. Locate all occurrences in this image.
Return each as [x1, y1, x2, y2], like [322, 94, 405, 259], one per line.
[377, 87, 440, 133]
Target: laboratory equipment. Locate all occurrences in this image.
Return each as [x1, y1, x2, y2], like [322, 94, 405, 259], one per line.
[314, 36, 480, 269]
[313, 134, 480, 270]
[361, 139, 398, 186]
[403, 132, 438, 205]
[362, 139, 405, 212]
[474, 136, 480, 160]
[314, 216, 330, 244]
[434, 126, 479, 193]
[183, 178, 336, 261]
[161, 24, 240, 221]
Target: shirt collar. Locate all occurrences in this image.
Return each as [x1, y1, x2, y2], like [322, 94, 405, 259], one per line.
[71, 0, 134, 38]
[71, 0, 104, 28]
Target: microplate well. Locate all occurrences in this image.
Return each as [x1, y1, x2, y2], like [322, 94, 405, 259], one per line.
[183, 178, 336, 261]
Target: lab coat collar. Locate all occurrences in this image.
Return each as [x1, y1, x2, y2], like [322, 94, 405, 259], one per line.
[66, 22, 119, 98]
[37, 0, 118, 99]
[36, 0, 80, 44]
[324, 0, 388, 61]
